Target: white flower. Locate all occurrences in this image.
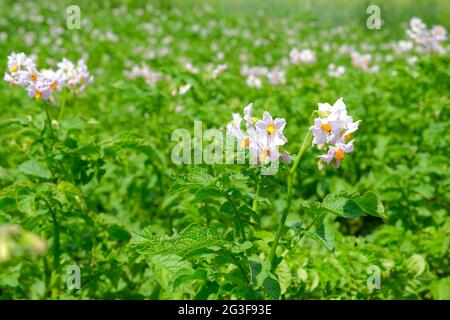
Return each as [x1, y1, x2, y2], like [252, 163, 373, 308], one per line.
[212, 64, 227, 79]
[178, 83, 192, 95]
[56, 58, 93, 90]
[26, 80, 52, 101]
[243, 103, 258, 134]
[310, 118, 332, 146]
[7, 52, 35, 73]
[410, 17, 426, 33]
[227, 104, 288, 165]
[327, 64, 345, 78]
[319, 141, 354, 168]
[267, 69, 286, 85]
[406, 17, 447, 54]
[255, 111, 287, 147]
[310, 98, 359, 168]
[124, 64, 162, 86]
[4, 52, 94, 101]
[351, 52, 378, 73]
[226, 113, 243, 138]
[184, 62, 199, 74]
[246, 74, 262, 88]
[290, 48, 316, 64]
[41, 69, 64, 92]
[289, 48, 302, 64]
[75, 59, 93, 91]
[407, 56, 418, 65]
[298, 49, 316, 64]
[431, 25, 447, 42]
[395, 40, 414, 54]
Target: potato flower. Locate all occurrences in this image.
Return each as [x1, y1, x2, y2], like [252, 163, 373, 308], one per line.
[227, 103, 288, 165]
[4, 52, 93, 101]
[310, 98, 359, 168]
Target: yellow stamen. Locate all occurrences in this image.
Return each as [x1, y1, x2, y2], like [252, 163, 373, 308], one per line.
[51, 82, 57, 90]
[11, 65, 18, 72]
[344, 134, 351, 142]
[261, 149, 270, 159]
[240, 138, 250, 148]
[267, 124, 276, 135]
[79, 76, 86, 84]
[30, 73, 37, 81]
[335, 149, 344, 161]
[321, 123, 331, 132]
[34, 91, 42, 101]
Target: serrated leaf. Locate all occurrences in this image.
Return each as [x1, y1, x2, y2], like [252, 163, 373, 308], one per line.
[19, 160, 51, 179]
[147, 254, 194, 293]
[130, 224, 226, 258]
[249, 257, 271, 288]
[305, 220, 335, 252]
[263, 273, 281, 299]
[321, 191, 385, 219]
[275, 259, 292, 295]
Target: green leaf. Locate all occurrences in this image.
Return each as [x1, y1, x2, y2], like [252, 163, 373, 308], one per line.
[432, 277, 450, 300]
[19, 160, 51, 179]
[305, 220, 335, 252]
[321, 191, 385, 219]
[353, 191, 386, 218]
[16, 194, 36, 215]
[275, 259, 292, 295]
[406, 254, 426, 277]
[130, 224, 226, 258]
[263, 273, 281, 300]
[108, 225, 131, 241]
[148, 254, 194, 293]
[249, 257, 271, 288]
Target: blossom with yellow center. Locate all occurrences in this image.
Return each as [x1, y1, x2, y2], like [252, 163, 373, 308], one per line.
[34, 91, 42, 101]
[240, 138, 250, 148]
[260, 149, 270, 159]
[335, 149, 344, 161]
[321, 123, 331, 132]
[11, 65, 18, 72]
[267, 124, 276, 135]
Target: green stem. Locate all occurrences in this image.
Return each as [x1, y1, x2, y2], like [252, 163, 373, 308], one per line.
[268, 130, 312, 268]
[252, 180, 261, 213]
[43, 198, 60, 298]
[290, 130, 312, 175]
[44, 104, 56, 141]
[224, 192, 246, 241]
[58, 91, 67, 120]
[44, 199, 60, 269]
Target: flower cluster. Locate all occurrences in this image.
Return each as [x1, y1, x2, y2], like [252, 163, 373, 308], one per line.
[289, 48, 316, 64]
[406, 17, 447, 53]
[310, 98, 360, 168]
[351, 52, 379, 73]
[227, 103, 289, 165]
[327, 63, 346, 78]
[124, 63, 162, 86]
[4, 52, 93, 101]
[241, 65, 286, 88]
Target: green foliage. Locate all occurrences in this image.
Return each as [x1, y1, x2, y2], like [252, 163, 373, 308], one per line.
[0, 0, 448, 300]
